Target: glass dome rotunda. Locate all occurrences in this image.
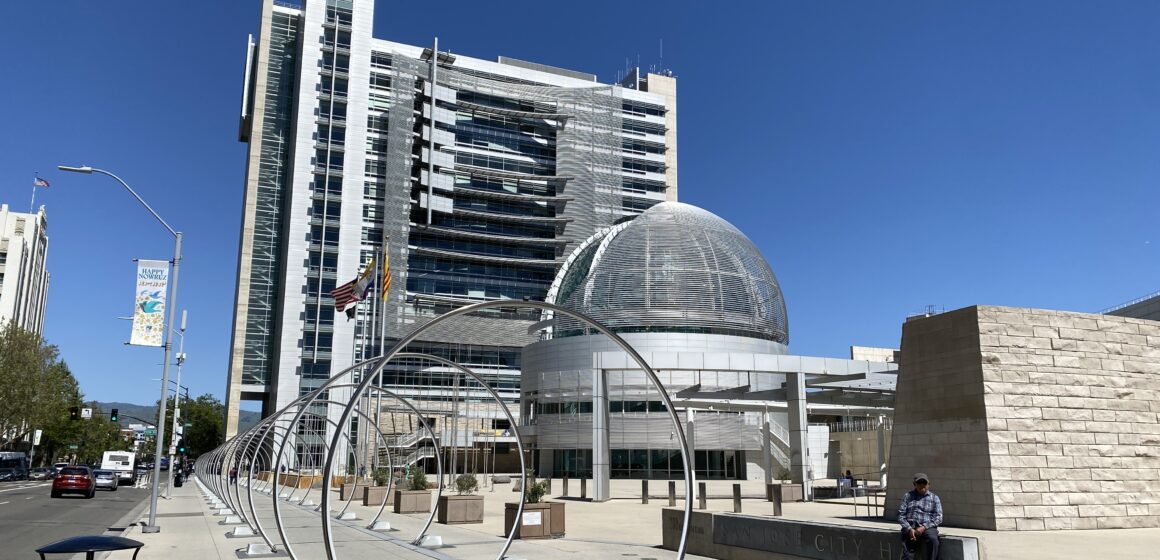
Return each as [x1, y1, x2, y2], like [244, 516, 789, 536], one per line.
[546, 202, 789, 344]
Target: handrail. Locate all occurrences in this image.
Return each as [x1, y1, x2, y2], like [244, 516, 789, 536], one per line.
[1101, 289, 1160, 314]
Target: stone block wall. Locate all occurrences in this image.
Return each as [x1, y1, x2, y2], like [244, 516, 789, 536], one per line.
[887, 305, 1160, 530]
[886, 306, 998, 529]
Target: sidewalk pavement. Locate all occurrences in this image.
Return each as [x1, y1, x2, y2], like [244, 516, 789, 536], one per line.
[101, 476, 711, 560]
[100, 476, 1159, 560]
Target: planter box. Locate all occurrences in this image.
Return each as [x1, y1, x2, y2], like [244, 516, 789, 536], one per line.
[437, 495, 484, 524]
[340, 483, 363, 502]
[777, 483, 804, 502]
[504, 502, 565, 539]
[331, 475, 356, 489]
[276, 473, 322, 489]
[393, 490, 431, 514]
[363, 485, 394, 507]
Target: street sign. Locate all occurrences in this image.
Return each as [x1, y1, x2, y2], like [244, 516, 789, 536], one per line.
[168, 446, 176, 455]
[68, 444, 78, 450]
[81, 408, 93, 419]
[145, 428, 157, 436]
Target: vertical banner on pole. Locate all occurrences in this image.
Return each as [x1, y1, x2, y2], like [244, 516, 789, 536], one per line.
[130, 260, 170, 347]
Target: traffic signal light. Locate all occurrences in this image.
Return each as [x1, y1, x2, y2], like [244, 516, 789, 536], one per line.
[177, 438, 186, 454]
[110, 408, 119, 422]
[69, 406, 79, 421]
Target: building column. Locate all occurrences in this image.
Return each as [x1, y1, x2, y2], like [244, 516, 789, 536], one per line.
[592, 368, 611, 502]
[787, 371, 811, 500]
[762, 409, 772, 486]
[877, 415, 888, 487]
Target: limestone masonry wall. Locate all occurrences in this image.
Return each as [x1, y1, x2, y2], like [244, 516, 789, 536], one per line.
[887, 306, 997, 530]
[888, 305, 1160, 531]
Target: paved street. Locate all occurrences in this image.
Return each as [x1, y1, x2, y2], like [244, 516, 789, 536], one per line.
[0, 481, 150, 559]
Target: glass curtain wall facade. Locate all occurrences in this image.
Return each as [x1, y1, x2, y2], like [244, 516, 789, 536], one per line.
[226, 0, 677, 445]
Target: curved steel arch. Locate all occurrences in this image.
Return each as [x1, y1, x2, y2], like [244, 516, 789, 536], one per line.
[314, 384, 444, 547]
[269, 362, 444, 559]
[238, 405, 393, 554]
[321, 300, 693, 560]
[371, 352, 527, 558]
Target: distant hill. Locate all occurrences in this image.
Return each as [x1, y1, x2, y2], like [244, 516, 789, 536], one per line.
[96, 401, 261, 429]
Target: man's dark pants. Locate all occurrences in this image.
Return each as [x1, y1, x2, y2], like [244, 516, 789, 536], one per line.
[900, 526, 939, 560]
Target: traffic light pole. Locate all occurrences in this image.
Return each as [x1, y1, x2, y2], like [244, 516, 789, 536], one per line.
[165, 312, 187, 499]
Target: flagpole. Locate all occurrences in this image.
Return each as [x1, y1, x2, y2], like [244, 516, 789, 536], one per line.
[30, 174, 37, 214]
[370, 244, 382, 475]
[377, 240, 388, 474]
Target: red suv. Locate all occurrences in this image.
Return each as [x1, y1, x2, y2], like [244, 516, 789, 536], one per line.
[52, 466, 95, 499]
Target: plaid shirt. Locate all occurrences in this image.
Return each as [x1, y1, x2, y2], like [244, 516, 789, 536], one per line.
[898, 490, 943, 530]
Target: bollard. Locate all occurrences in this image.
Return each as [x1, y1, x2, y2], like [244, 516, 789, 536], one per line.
[668, 481, 676, 507]
[698, 482, 707, 510]
[733, 483, 742, 513]
[563, 476, 569, 497]
[766, 482, 774, 502]
[772, 484, 783, 516]
[642, 480, 649, 504]
[546, 477, 552, 494]
[581, 477, 587, 499]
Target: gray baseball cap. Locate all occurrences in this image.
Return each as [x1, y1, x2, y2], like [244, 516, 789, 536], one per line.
[913, 473, 929, 483]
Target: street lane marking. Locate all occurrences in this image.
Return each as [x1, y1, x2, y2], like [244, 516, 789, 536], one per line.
[0, 501, 9, 505]
[0, 483, 48, 494]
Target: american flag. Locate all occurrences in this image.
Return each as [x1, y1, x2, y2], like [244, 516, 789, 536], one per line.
[330, 279, 358, 313]
[33, 176, 50, 188]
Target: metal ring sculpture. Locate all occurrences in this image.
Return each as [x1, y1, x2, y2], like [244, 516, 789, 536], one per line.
[320, 300, 693, 560]
[198, 373, 400, 556]
[247, 405, 394, 554]
[270, 374, 444, 558]
[197, 301, 695, 559]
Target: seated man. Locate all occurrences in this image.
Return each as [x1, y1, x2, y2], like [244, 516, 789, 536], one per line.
[897, 473, 942, 560]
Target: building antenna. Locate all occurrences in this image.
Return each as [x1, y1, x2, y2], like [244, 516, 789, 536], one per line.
[660, 38, 663, 71]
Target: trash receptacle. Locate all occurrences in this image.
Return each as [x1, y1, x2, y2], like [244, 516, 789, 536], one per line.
[175, 473, 183, 487]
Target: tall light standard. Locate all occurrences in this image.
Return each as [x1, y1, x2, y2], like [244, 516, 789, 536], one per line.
[58, 165, 182, 534]
[165, 310, 187, 498]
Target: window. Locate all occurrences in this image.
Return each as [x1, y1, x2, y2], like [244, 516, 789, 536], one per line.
[320, 77, 348, 96]
[323, 28, 351, 49]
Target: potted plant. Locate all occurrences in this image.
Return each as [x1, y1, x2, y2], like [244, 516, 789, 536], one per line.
[438, 473, 484, 524]
[393, 467, 432, 513]
[504, 479, 565, 539]
[362, 467, 394, 506]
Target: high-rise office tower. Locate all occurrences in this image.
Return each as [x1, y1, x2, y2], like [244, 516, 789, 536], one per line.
[225, 0, 677, 438]
[0, 204, 49, 335]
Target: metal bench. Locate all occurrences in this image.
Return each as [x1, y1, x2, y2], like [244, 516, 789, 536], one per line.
[35, 535, 144, 560]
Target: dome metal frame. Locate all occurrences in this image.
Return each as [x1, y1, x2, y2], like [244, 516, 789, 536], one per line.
[544, 202, 789, 344]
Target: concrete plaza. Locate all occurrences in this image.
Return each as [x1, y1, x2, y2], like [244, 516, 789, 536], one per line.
[94, 475, 1159, 559]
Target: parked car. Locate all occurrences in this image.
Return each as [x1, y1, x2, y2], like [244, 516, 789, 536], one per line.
[51, 466, 95, 498]
[0, 468, 16, 482]
[28, 467, 55, 481]
[92, 470, 119, 491]
[52, 462, 70, 475]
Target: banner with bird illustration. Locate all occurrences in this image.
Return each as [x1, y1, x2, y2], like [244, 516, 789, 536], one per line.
[130, 259, 170, 346]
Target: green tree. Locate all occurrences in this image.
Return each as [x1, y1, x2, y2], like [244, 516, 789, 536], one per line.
[183, 394, 225, 457]
[0, 321, 79, 461]
[152, 393, 224, 458]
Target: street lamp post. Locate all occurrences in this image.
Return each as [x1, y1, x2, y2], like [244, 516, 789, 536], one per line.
[58, 165, 183, 534]
[165, 310, 187, 499]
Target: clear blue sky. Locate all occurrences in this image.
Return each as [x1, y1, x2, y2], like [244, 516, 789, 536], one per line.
[1, 1, 1157, 407]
